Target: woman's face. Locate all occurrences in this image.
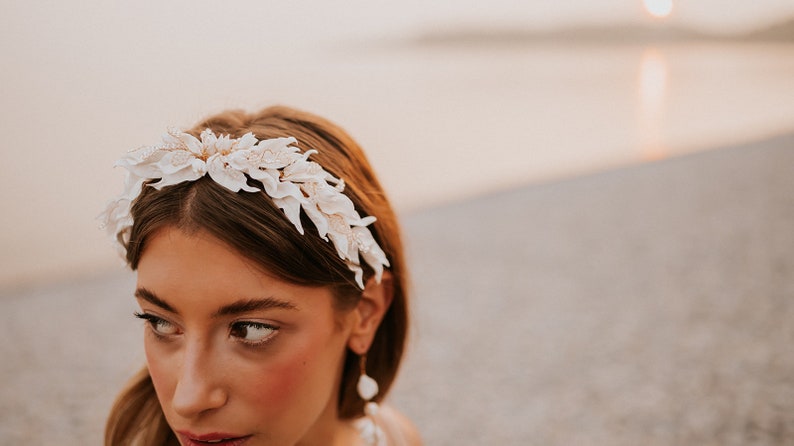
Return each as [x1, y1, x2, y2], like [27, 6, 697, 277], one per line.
[135, 227, 359, 446]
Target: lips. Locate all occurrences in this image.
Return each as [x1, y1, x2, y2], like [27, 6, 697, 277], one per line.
[176, 431, 252, 446]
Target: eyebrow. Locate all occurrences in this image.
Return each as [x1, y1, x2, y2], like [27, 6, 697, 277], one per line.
[212, 297, 297, 317]
[135, 287, 176, 313]
[134, 287, 298, 317]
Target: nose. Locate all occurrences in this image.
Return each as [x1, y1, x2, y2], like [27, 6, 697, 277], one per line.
[171, 342, 228, 418]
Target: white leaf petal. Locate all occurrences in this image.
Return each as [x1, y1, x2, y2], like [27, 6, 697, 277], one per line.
[207, 156, 259, 193]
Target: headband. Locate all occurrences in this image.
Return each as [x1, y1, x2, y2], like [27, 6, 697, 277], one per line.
[100, 128, 389, 289]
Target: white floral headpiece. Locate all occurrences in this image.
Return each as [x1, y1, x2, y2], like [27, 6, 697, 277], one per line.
[100, 128, 389, 289]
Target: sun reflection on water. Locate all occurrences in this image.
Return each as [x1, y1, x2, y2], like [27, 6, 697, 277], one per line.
[637, 47, 669, 160]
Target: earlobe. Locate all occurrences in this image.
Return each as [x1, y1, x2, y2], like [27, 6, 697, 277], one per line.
[347, 271, 394, 355]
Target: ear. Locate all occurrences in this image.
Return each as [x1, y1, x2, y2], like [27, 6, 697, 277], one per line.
[347, 271, 394, 355]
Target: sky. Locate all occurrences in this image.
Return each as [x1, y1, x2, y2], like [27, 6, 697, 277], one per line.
[4, 1, 794, 54]
[399, 0, 794, 32]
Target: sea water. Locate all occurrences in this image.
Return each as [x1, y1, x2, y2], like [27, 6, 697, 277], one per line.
[2, 40, 793, 287]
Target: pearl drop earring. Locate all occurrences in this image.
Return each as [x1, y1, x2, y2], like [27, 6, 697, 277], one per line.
[355, 354, 385, 445]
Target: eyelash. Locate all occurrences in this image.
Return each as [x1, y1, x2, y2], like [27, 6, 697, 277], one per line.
[132, 313, 279, 347]
[134, 312, 177, 340]
[230, 321, 280, 347]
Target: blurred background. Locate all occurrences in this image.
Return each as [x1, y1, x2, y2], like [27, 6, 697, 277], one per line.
[1, 0, 793, 444]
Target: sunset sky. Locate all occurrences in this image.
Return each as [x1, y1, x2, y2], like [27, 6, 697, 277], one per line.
[1, 3, 792, 64]
[203, 0, 794, 40]
[360, 0, 794, 33]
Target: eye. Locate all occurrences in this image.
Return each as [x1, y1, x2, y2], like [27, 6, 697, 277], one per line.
[134, 312, 179, 337]
[230, 322, 278, 345]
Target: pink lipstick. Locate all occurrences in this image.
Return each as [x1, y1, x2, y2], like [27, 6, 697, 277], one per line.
[176, 431, 252, 446]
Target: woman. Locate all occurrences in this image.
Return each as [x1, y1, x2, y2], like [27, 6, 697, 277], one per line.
[101, 106, 421, 445]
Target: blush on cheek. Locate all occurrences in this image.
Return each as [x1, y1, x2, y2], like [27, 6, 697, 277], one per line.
[247, 355, 311, 408]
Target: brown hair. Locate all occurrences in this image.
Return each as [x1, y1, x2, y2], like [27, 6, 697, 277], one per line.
[104, 106, 409, 445]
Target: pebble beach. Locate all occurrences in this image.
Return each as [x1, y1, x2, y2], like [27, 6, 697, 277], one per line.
[1, 133, 793, 445]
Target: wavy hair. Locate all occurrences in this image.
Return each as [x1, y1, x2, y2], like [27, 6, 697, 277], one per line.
[105, 105, 409, 445]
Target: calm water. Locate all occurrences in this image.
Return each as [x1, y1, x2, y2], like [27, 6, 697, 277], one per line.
[2, 41, 794, 287]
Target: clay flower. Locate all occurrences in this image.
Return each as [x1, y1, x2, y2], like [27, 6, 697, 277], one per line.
[101, 128, 389, 289]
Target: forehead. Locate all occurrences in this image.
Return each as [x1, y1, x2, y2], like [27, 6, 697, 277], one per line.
[135, 227, 333, 314]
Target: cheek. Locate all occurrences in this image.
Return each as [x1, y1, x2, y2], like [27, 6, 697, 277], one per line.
[243, 333, 344, 413]
[245, 354, 309, 407]
[143, 339, 177, 398]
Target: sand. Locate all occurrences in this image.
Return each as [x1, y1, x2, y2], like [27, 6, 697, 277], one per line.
[1, 133, 793, 445]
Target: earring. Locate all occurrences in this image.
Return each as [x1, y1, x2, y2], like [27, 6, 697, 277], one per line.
[355, 354, 385, 445]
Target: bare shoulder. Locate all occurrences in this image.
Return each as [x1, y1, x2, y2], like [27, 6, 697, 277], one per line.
[378, 404, 423, 446]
